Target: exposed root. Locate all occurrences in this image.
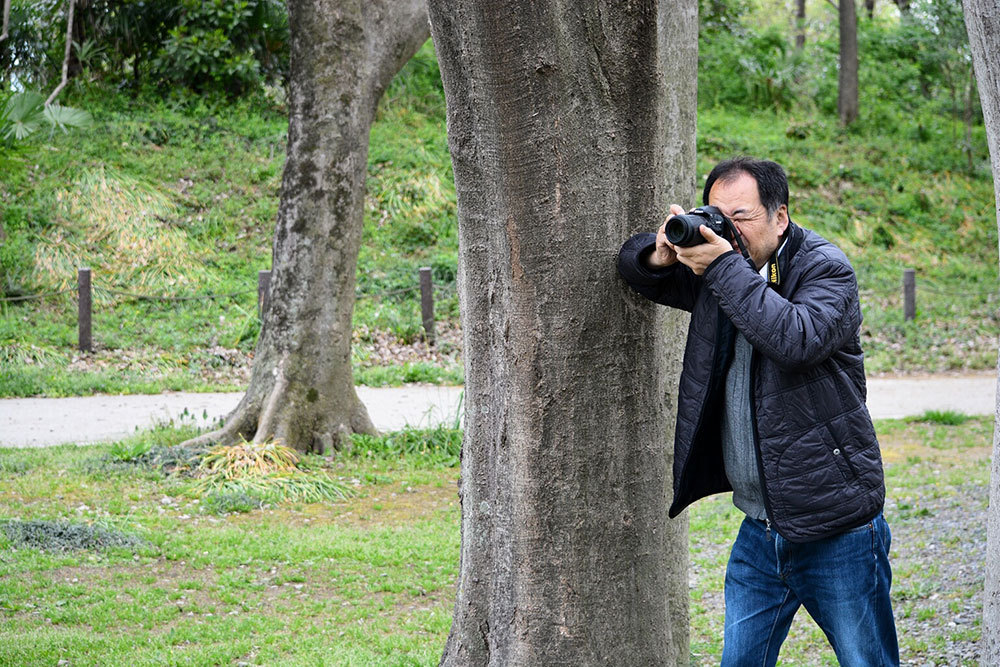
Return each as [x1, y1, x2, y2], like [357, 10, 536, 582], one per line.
[176, 398, 259, 449]
[253, 358, 289, 445]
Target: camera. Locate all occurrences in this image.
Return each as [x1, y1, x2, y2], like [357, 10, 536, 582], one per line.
[665, 205, 730, 247]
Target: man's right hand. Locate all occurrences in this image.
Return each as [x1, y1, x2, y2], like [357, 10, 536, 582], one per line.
[645, 204, 685, 269]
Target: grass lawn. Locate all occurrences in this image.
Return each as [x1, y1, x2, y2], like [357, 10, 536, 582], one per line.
[0, 415, 990, 665]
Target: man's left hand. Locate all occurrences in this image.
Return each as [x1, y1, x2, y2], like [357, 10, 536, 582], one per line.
[673, 225, 734, 276]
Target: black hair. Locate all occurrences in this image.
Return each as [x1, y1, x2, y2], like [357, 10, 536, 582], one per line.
[702, 157, 789, 217]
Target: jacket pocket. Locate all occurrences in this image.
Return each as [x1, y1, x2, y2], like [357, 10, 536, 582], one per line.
[824, 426, 859, 486]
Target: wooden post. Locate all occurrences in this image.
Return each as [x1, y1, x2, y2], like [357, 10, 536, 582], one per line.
[78, 267, 92, 352]
[419, 267, 435, 344]
[903, 268, 916, 321]
[258, 269, 272, 318]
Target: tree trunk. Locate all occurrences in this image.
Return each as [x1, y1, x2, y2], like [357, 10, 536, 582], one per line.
[893, 0, 911, 13]
[864, 0, 876, 19]
[795, 0, 807, 50]
[428, 1, 696, 663]
[962, 0, 1000, 661]
[180, 0, 429, 453]
[839, 0, 860, 125]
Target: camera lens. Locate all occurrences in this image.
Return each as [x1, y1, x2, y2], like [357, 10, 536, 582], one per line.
[665, 215, 703, 247]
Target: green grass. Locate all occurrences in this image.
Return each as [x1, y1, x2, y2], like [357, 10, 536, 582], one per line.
[0, 417, 990, 665]
[1, 37, 997, 396]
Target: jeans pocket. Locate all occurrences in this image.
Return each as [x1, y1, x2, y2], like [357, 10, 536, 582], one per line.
[840, 520, 873, 536]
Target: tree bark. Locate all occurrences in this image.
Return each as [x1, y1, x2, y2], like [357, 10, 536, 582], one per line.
[429, 1, 696, 663]
[838, 0, 860, 125]
[180, 0, 429, 453]
[962, 0, 1000, 662]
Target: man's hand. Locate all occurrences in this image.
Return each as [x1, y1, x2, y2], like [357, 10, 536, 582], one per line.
[645, 204, 685, 269]
[674, 225, 734, 276]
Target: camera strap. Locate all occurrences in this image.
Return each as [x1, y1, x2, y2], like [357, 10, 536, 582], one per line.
[722, 218, 757, 273]
[765, 252, 781, 286]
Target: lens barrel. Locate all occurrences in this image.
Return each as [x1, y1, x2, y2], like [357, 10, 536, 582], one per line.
[665, 214, 707, 247]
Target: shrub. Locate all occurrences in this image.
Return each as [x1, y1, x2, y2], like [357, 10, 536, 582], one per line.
[152, 0, 289, 95]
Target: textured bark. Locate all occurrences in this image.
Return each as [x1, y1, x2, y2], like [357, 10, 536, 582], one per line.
[838, 0, 859, 125]
[181, 0, 428, 453]
[429, 1, 697, 663]
[962, 0, 1000, 661]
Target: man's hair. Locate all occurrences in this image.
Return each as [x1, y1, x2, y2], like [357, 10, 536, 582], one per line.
[702, 157, 789, 217]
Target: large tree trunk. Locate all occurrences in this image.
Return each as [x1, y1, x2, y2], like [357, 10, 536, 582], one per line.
[181, 0, 428, 453]
[838, 0, 860, 125]
[962, 0, 1000, 661]
[429, 1, 697, 663]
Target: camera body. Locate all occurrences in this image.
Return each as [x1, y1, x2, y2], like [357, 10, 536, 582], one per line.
[665, 205, 730, 247]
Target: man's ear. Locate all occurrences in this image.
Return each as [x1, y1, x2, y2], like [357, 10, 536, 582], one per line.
[775, 205, 789, 234]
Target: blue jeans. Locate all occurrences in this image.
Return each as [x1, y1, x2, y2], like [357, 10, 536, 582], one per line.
[722, 514, 899, 667]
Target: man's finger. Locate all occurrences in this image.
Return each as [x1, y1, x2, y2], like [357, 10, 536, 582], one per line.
[699, 224, 721, 241]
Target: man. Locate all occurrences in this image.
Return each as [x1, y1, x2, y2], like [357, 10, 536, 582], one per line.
[617, 157, 898, 666]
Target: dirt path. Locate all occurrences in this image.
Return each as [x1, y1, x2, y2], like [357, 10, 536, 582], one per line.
[0, 372, 995, 448]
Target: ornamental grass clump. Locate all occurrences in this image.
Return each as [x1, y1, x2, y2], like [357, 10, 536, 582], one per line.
[193, 440, 353, 504]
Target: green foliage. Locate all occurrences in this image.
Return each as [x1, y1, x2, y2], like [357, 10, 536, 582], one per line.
[201, 490, 263, 514]
[152, 0, 288, 95]
[700, 27, 803, 111]
[1, 0, 288, 96]
[108, 438, 154, 463]
[0, 91, 93, 145]
[908, 410, 972, 426]
[350, 426, 463, 467]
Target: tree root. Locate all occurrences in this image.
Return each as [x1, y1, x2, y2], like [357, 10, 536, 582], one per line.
[175, 357, 377, 453]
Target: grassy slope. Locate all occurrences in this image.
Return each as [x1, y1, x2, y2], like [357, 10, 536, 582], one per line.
[0, 415, 989, 664]
[0, 40, 996, 397]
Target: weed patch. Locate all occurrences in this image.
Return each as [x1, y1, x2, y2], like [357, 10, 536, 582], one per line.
[908, 409, 973, 425]
[0, 519, 152, 554]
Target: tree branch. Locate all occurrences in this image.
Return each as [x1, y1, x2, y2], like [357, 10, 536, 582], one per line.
[45, 0, 76, 106]
[0, 0, 11, 44]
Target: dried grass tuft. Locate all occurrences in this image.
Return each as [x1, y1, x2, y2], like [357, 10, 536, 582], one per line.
[31, 166, 207, 296]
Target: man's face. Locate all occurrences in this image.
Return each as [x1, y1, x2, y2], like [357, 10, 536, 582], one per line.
[707, 172, 789, 271]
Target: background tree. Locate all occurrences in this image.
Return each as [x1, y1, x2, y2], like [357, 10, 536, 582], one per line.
[838, 0, 860, 124]
[795, 0, 807, 49]
[962, 0, 1000, 661]
[180, 0, 428, 453]
[428, 0, 696, 662]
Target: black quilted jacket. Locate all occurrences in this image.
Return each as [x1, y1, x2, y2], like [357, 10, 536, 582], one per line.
[617, 221, 885, 543]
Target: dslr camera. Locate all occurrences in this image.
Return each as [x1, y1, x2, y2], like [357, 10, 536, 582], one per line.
[665, 205, 730, 247]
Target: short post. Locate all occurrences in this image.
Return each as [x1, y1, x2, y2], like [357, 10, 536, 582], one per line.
[78, 267, 92, 352]
[419, 267, 435, 344]
[258, 269, 272, 318]
[903, 268, 916, 321]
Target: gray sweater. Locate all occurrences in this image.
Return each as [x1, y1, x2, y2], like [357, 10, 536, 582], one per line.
[722, 332, 768, 521]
